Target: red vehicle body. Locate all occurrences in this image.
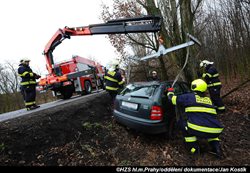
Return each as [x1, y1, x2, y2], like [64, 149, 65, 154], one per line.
[38, 55, 105, 99]
[37, 15, 161, 99]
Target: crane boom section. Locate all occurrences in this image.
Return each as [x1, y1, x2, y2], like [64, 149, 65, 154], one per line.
[44, 15, 162, 74]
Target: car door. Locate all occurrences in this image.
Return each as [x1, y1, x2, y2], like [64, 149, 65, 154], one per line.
[160, 82, 184, 119]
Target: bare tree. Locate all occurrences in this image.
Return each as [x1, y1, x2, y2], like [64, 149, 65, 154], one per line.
[100, 0, 204, 82]
[0, 61, 23, 113]
[197, 0, 250, 81]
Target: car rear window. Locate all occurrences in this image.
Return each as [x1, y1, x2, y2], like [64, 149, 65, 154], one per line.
[120, 84, 159, 98]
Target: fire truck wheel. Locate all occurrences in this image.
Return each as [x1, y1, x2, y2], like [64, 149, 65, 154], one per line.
[84, 81, 92, 94]
[61, 85, 74, 99]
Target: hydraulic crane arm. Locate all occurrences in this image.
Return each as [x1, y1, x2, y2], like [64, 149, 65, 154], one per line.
[44, 15, 162, 74]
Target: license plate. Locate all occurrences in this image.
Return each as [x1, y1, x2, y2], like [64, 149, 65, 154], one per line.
[122, 101, 138, 110]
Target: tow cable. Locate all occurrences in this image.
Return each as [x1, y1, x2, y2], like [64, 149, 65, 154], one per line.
[171, 44, 190, 88]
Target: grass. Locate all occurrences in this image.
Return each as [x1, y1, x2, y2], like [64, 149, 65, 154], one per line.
[82, 122, 102, 130]
[0, 143, 5, 152]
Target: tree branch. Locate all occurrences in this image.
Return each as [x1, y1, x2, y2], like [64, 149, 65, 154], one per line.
[135, 0, 147, 9]
[126, 34, 156, 51]
[192, 0, 203, 16]
[222, 79, 250, 99]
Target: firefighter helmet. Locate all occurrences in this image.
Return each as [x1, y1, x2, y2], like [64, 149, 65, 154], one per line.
[20, 58, 30, 63]
[200, 60, 214, 68]
[107, 60, 119, 71]
[152, 71, 157, 75]
[191, 79, 207, 92]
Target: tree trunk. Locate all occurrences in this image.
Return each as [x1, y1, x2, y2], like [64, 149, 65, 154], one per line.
[180, 0, 196, 83]
[144, 0, 170, 80]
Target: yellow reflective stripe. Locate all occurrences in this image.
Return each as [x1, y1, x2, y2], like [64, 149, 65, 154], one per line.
[217, 106, 225, 110]
[21, 81, 36, 86]
[25, 101, 36, 106]
[185, 106, 217, 114]
[167, 92, 174, 96]
[19, 71, 29, 77]
[108, 71, 116, 76]
[21, 82, 30, 85]
[105, 76, 118, 83]
[106, 86, 118, 91]
[118, 80, 124, 85]
[202, 73, 219, 78]
[172, 96, 177, 105]
[185, 136, 197, 142]
[29, 72, 34, 77]
[208, 138, 220, 142]
[191, 148, 196, 153]
[213, 73, 219, 77]
[187, 122, 223, 134]
[207, 82, 222, 87]
[206, 73, 212, 77]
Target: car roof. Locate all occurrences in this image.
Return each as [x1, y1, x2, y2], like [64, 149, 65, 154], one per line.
[130, 80, 188, 86]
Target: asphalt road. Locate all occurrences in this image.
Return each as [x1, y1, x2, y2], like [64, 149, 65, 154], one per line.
[0, 90, 105, 123]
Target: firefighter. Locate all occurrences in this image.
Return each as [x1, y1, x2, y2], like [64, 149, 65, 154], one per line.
[104, 60, 124, 103]
[199, 60, 225, 113]
[18, 58, 41, 110]
[167, 79, 223, 158]
[148, 70, 160, 81]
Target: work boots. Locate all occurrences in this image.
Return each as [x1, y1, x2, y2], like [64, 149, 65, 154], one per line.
[210, 145, 222, 159]
[27, 104, 40, 111]
[209, 141, 222, 159]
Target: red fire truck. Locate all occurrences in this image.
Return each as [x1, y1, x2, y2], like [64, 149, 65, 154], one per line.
[38, 55, 105, 99]
[38, 15, 161, 99]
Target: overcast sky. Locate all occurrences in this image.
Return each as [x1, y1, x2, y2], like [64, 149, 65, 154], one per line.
[0, 0, 117, 76]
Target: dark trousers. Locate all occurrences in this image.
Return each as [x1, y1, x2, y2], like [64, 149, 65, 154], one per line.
[208, 86, 225, 112]
[21, 85, 36, 108]
[107, 90, 118, 104]
[178, 118, 221, 154]
[20, 86, 25, 101]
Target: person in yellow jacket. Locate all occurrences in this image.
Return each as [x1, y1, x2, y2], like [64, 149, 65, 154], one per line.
[104, 60, 124, 103]
[167, 79, 223, 158]
[199, 60, 225, 113]
[18, 58, 41, 110]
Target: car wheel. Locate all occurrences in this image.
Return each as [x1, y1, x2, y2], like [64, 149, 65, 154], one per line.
[60, 85, 74, 99]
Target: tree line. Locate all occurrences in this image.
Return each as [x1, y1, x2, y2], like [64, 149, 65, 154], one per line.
[100, 0, 249, 83]
[0, 0, 249, 113]
[0, 62, 55, 113]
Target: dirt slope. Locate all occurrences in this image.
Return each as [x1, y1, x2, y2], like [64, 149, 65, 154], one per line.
[0, 82, 249, 166]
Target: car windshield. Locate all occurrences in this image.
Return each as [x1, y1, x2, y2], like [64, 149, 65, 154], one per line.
[120, 83, 159, 98]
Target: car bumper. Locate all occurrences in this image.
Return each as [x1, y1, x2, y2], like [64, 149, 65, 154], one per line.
[114, 110, 167, 134]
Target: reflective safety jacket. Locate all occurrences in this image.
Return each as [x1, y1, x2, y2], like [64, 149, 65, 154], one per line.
[104, 70, 124, 91]
[18, 64, 37, 86]
[202, 65, 221, 87]
[169, 92, 223, 137]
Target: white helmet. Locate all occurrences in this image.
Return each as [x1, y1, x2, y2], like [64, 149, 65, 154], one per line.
[152, 71, 157, 75]
[200, 60, 214, 68]
[107, 60, 119, 71]
[20, 58, 30, 63]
